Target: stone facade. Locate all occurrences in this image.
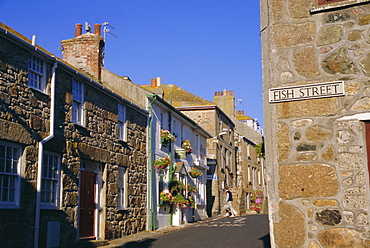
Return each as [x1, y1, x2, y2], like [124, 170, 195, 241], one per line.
[0, 23, 147, 247]
[261, 1, 370, 247]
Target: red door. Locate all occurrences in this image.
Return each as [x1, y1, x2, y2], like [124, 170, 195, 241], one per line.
[79, 171, 96, 239]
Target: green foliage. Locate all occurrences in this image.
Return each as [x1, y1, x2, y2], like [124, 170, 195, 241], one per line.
[255, 142, 265, 158]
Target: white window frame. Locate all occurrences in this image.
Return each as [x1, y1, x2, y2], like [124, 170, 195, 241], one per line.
[117, 167, 127, 209]
[0, 142, 21, 209]
[41, 152, 61, 209]
[118, 104, 127, 141]
[28, 54, 46, 91]
[72, 79, 84, 125]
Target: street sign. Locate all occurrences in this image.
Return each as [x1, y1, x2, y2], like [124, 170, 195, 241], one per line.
[269, 81, 345, 103]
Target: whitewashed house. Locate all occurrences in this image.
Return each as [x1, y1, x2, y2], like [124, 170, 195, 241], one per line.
[147, 95, 211, 229]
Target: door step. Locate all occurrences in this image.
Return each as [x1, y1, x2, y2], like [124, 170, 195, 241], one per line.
[76, 239, 109, 248]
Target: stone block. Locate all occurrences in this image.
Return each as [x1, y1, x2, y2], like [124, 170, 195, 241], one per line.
[324, 13, 351, 23]
[355, 171, 366, 185]
[288, 0, 311, 18]
[322, 145, 335, 161]
[348, 30, 363, 41]
[271, 0, 283, 21]
[293, 46, 319, 78]
[274, 202, 305, 248]
[322, 46, 358, 74]
[357, 212, 368, 226]
[295, 152, 317, 162]
[315, 209, 341, 226]
[277, 123, 290, 162]
[338, 153, 363, 170]
[316, 25, 342, 46]
[273, 22, 316, 48]
[279, 164, 339, 200]
[343, 195, 366, 209]
[313, 199, 338, 207]
[296, 143, 317, 152]
[317, 228, 370, 247]
[277, 97, 339, 118]
[351, 96, 370, 111]
[358, 14, 370, 25]
[291, 118, 313, 128]
[306, 125, 332, 141]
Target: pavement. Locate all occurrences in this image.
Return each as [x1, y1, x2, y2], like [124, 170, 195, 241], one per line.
[97, 218, 216, 248]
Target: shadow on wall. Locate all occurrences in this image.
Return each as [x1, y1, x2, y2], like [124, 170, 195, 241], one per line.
[0, 177, 77, 248]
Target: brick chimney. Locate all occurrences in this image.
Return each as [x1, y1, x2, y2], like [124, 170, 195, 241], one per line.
[61, 23, 104, 81]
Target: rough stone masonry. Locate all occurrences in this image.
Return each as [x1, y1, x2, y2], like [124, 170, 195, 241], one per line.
[261, 0, 370, 247]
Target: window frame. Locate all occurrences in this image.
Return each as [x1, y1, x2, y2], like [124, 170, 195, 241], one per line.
[0, 141, 22, 209]
[118, 104, 127, 141]
[117, 167, 127, 210]
[41, 152, 61, 209]
[28, 54, 46, 92]
[72, 78, 84, 125]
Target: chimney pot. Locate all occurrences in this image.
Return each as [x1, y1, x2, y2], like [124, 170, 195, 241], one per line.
[151, 78, 156, 87]
[156, 77, 161, 86]
[94, 24, 101, 36]
[75, 23, 82, 37]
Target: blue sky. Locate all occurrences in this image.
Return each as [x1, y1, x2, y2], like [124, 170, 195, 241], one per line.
[1, 0, 263, 126]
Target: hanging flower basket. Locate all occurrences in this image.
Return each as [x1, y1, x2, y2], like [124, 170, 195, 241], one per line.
[186, 184, 197, 193]
[181, 140, 192, 154]
[160, 191, 174, 205]
[154, 156, 170, 171]
[161, 130, 175, 145]
[188, 168, 202, 178]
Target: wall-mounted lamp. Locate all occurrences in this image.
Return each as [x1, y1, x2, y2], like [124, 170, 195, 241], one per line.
[72, 141, 79, 149]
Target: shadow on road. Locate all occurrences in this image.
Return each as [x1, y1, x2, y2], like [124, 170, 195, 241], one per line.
[120, 238, 156, 248]
[259, 233, 271, 248]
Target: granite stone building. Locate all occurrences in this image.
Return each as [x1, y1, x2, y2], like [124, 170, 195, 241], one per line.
[0, 22, 148, 247]
[261, 0, 370, 247]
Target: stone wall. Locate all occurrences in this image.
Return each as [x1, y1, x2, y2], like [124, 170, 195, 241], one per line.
[0, 28, 147, 247]
[261, 1, 370, 247]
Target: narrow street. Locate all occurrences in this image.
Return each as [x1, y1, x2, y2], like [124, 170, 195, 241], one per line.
[120, 215, 270, 248]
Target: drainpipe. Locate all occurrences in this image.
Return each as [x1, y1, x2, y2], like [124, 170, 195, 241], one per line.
[34, 61, 58, 248]
[168, 111, 173, 226]
[148, 95, 157, 231]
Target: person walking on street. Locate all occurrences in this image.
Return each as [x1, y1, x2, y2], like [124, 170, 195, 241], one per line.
[224, 186, 238, 217]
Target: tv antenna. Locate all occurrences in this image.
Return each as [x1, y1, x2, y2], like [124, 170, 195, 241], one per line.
[102, 22, 118, 42]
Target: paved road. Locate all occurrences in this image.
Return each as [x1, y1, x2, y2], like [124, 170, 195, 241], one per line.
[121, 215, 270, 248]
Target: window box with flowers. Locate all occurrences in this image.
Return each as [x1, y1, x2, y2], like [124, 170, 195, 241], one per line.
[161, 129, 175, 146]
[154, 156, 170, 172]
[188, 168, 202, 178]
[181, 140, 192, 154]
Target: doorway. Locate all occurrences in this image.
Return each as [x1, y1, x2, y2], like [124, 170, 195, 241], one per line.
[79, 171, 96, 239]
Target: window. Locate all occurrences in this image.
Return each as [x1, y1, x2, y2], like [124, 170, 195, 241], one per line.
[41, 152, 61, 208]
[117, 167, 127, 209]
[72, 79, 84, 125]
[118, 104, 127, 141]
[0, 142, 21, 208]
[28, 55, 46, 91]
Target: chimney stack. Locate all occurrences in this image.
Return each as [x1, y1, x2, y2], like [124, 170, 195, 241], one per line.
[61, 23, 105, 81]
[94, 24, 101, 36]
[75, 23, 82, 37]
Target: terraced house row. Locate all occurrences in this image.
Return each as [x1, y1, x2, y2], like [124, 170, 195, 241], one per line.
[0, 22, 264, 247]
